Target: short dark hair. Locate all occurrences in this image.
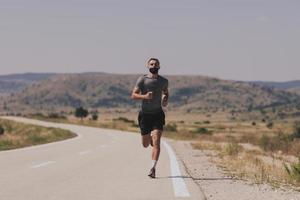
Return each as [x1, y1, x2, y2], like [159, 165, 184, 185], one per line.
[147, 58, 160, 66]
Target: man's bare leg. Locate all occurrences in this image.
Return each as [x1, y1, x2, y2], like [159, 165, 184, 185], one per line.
[142, 134, 151, 148]
[151, 129, 162, 165]
[146, 129, 162, 178]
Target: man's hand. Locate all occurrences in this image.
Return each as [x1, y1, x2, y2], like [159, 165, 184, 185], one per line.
[144, 91, 153, 100]
[162, 94, 168, 107]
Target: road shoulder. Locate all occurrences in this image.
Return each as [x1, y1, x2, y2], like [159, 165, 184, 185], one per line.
[169, 140, 300, 200]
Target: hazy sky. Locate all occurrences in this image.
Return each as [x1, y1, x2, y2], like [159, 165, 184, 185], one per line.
[0, 0, 299, 81]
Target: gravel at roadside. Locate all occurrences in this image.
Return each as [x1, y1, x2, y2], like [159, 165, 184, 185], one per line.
[169, 140, 300, 200]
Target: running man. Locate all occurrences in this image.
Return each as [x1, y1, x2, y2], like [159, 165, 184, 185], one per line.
[131, 57, 169, 178]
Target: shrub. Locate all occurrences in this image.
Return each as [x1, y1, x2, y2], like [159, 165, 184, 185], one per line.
[224, 142, 242, 156]
[252, 121, 256, 126]
[284, 157, 300, 183]
[131, 122, 139, 128]
[48, 113, 66, 119]
[259, 132, 293, 153]
[203, 120, 210, 124]
[92, 114, 98, 121]
[259, 135, 270, 151]
[115, 117, 134, 123]
[48, 113, 59, 118]
[32, 113, 45, 118]
[274, 132, 293, 153]
[266, 122, 273, 129]
[292, 121, 300, 139]
[194, 127, 211, 135]
[164, 123, 177, 132]
[0, 125, 4, 135]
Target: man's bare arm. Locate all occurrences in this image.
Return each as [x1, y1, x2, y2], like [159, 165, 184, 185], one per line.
[162, 88, 169, 107]
[131, 87, 152, 100]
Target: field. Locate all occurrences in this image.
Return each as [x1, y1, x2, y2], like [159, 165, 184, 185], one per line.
[22, 109, 300, 188]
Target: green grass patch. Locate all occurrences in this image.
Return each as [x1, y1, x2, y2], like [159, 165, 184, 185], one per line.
[284, 158, 300, 183]
[0, 140, 14, 151]
[0, 118, 76, 151]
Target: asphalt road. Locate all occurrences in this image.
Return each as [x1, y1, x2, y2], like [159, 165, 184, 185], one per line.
[0, 117, 205, 200]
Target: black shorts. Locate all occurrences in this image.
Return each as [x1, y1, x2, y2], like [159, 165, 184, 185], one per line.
[138, 110, 165, 135]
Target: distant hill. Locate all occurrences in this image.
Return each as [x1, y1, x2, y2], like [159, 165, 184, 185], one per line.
[1, 73, 299, 114]
[0, 73, 55, 95]
[252, 80, 300, 89]
[252, 80, 300, 96]
[287, 88, 300, 95]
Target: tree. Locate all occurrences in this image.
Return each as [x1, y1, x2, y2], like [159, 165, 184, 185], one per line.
[75, 107, 88, 121]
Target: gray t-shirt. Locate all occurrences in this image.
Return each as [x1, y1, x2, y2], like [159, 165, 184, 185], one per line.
[135, 74, 168, 113]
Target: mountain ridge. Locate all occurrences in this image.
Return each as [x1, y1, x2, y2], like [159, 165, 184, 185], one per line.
[0, 73, 299, 114]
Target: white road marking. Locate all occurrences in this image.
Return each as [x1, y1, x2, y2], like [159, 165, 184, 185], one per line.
[162, 141, 191, 198]
[31, 161, 56, 169]
[78, 150, 92, 155]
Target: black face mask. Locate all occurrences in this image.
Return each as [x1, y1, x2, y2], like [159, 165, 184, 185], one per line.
[149, 67, 159, 74]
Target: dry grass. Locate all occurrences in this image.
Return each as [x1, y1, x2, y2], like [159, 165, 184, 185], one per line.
[192, 140, 299, 188]
[28, 111, 300, 157]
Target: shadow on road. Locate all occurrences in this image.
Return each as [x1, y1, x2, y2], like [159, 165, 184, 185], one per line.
[156, 175, 239, 181]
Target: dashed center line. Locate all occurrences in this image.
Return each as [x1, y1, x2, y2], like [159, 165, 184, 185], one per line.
[78, 150, 93, 155]
[31, 161, 56, 169]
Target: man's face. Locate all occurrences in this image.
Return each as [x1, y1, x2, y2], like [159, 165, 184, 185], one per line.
[147, 60, 160, 69]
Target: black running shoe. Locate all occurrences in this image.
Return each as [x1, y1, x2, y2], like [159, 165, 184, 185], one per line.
[148, 167, 155, 178]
